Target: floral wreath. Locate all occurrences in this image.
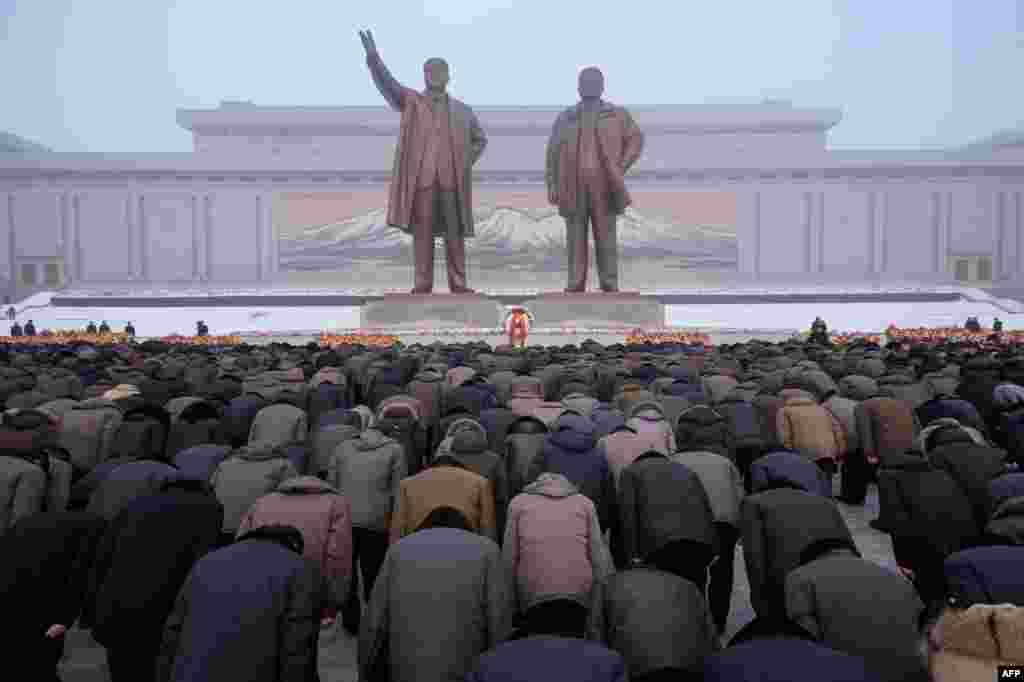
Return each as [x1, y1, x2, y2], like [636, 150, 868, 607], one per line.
[503, 307, 534, 333]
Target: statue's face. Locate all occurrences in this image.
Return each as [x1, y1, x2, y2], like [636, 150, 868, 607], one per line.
[424, 59, 450, 90]
[578, 67, 604, 99]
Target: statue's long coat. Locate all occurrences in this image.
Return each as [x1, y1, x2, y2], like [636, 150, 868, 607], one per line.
[366, 53, 487, 238]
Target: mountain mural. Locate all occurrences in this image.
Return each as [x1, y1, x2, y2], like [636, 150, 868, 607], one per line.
[278, 204, 737, 273]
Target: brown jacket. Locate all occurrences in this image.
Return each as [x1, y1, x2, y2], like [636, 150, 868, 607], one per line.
[777, 397, 847, 463]
[366, 53, 487, 238]
[855, 397, 920, 466]
[546, 100, 644, 217]
[390, 463, 496, 543]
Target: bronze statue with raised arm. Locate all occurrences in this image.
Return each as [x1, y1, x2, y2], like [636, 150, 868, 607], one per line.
[546, 67, 644, 293]
[358, 30, 487, 294]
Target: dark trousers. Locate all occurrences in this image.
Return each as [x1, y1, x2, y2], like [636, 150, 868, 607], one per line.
[645, 539, 716, 592]
[841, 448, 873, 503]
[709, 523, 739, 633]
[891, 535, 950, 604]
[17, 634, 64, 682]
[521, 599, 588, 638]
[342, 527, 390, 631]
[107, 637, 161, 682]
[411, 184, 468, 292]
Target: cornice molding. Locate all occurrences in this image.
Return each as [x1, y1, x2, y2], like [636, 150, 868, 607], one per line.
[2, 166, 1024, 188]
[176, 105, 844, 137]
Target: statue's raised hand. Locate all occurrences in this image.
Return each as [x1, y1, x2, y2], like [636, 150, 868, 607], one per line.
[358, 30, 378, 56]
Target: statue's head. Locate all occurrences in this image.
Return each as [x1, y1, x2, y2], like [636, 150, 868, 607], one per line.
[423, 58, 450, 91]
[578, 67, 604, 100]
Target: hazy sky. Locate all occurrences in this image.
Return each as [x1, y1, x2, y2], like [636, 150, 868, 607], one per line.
[2, 0, 1021, 153]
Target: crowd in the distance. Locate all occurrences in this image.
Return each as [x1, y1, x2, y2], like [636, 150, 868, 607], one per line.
[1, 334, 1023, 682]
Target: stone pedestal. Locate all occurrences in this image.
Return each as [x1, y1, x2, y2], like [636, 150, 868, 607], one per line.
[361, 293, 504, 330]
[524, 291, 664, 328]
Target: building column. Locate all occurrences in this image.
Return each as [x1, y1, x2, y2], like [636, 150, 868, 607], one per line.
[869, 191, 887, 275]
[71, 193, 82, 283]
[735, 188, 761, 277]
[133, 193, 147, 280]
[202, 194, 213, 282]
[1017, 191, 1024, 278]
[191, 194, 200, 282]
[257, 193, 268, 281]
[59, 193, 71, 284]
[931, 191, 948, 275]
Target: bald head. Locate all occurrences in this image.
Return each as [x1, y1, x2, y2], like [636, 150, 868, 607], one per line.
[578, 67, 604, 100]
[423, 57, 450, 91]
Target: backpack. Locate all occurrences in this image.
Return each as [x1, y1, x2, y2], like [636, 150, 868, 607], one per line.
[59, 400, 124, 476]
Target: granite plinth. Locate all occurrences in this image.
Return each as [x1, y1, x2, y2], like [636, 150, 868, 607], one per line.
[361, 293, 504, 329]
[524, 291, 664, 328]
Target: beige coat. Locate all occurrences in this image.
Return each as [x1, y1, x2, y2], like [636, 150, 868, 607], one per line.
[777, 397, 847, 463]
[389, 464, 497, 543]
[930, 604, 1024, 682]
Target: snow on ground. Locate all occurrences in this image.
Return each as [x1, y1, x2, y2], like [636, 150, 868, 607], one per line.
[9, 297, 1020, 339]
[665, 300, 1019, 333]
[13, 304, 361, 338]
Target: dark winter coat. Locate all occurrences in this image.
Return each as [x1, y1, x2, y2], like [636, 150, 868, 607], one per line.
[740, 488, 855, 618]
[505, 416, 548, 497]
[943, 545, 1024, 606]
[479, 407, 518, 456]
[83, 478, 223, 646]
[590, 568, 720, 678]
[702, 638, 883, 682]
[928, 442, 1008, 527]
[155, 527, 323, 682]
[875, 452, 980, 558]
[749, 450, 832, 497]
[785, 549, 927, 682]
[86, 459, 180, 521]
[359, 528, 514, 682]
[528, 414, 615, 529]
[0, 511, 106, 644]
[917, 397, 986, 433]
[616, 452, 717, 566]
[466, 636, 627, 682]
[172, 444, 233, 484]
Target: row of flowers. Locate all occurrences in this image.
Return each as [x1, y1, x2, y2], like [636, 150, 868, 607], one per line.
[158, 334, 242, 346]
[625, 329, 711, 345]
[318, 333, 400, 348]
[0, 332, 134, 345]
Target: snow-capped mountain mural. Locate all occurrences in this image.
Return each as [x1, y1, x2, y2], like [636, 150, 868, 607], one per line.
[278, 204, 737, 273]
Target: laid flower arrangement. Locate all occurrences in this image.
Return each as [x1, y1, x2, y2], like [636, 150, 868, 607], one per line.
[318, 332, 400, 348]
[0, 331, 133, 345]
[883, 325, 1024, 345]
[159, 334, 241, 346]
[625, 329, 711, 345]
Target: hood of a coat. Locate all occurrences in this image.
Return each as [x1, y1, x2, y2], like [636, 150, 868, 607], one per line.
[934, 603, 1024, 663]
[511, 381, 543, 399]
[236, 440, 286, 462]
[783, 397, 818, 408]
[445, 417, 486, 440]
[355, 428, 396, 451]
[413, 369, 444, 383]
[550, 414, 597, 451]
[523, 472, 579, 498]
[452, 428, 488, 454]
[353, 405, 376, 431]
[627, 400, 666, 421]
[277, 475, 338, 495]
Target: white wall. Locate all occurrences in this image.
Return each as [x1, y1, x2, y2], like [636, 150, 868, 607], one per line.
[756, 188, 809, 274]
[77, 191, 134, 281]
[207, 191, 262, 281]
[883, 186, 938, 276]
[820, 186, 872, 276]
[143, 194, 195, 281]
[12, 191, 61, 259]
